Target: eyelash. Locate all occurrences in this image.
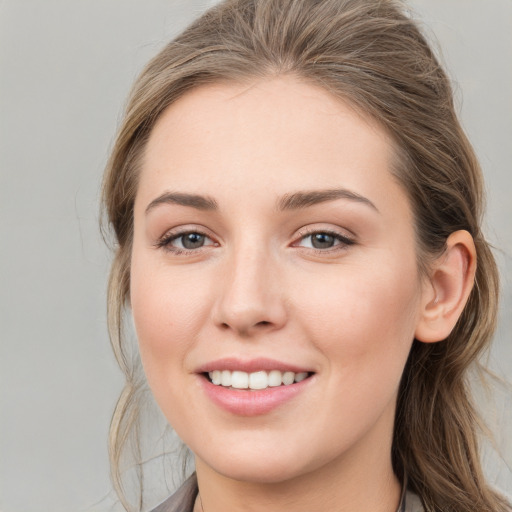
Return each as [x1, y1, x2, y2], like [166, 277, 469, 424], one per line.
[293, 228, 356, 254]
[155, 228, 356, 255]
[155, 229, 217, 255]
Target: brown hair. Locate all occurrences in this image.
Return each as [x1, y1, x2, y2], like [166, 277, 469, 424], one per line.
[102, 0, 510, 510]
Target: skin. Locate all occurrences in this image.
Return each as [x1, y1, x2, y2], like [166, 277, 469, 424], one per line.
[130, 76, 475, 512]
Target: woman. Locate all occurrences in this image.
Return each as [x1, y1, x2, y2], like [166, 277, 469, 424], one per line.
[101, 0, 511, 511]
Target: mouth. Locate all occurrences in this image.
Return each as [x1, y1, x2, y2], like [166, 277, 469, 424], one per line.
[196, 358, 315, 415]
[204, 369, 313, 390]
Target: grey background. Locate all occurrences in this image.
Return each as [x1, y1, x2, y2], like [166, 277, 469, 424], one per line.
[0, 1, 510, 511]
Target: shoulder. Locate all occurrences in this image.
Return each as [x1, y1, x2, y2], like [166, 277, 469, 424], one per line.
[150, 474, 198, 512]
[148, 473, 424, 512]
[404, 489, 424, 512]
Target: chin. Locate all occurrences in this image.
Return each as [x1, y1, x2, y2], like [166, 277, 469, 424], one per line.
[193, 437, 331, 486]
[206, 457, 305, 484]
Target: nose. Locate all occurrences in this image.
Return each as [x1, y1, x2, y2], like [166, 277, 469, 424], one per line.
[212, 247, 287, 337]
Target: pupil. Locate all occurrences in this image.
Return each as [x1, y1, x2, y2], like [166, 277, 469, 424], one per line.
[182, 233, 204, 249]
[312, 233, 334, 249]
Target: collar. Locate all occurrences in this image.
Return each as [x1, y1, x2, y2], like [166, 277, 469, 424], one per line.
[150, 473, 414, 512]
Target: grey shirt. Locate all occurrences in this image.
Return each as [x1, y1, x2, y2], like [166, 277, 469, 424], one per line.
[150, 474, 424, 512]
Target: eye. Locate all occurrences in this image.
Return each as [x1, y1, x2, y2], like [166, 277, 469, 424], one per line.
[295, 230, 355, 251]
[174, 232, 209, 250]
[304, 232, 337, 249]
[156, 230, 217, 253]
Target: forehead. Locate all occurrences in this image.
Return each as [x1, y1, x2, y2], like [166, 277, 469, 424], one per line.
[137, 76, 409, 218]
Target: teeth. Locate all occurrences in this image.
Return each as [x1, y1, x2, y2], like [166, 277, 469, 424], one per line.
[221, 370, 231, 387]
[207, 370, 310, 390]
[268, 370, 282, 387]
[249, 371, 268, 390]
[282, 371, 295, 385]
[295, 372, 308, 382]
[231, 371, 249, 389]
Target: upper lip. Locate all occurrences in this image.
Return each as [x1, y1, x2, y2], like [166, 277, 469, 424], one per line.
[195, 357, 313, 374]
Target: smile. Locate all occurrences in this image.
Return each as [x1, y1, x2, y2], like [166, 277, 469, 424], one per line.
[198, 360, 315, 416]
[207, 370, 310, 390]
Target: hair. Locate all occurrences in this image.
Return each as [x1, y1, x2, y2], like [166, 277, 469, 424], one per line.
[101, 0, 510, 510]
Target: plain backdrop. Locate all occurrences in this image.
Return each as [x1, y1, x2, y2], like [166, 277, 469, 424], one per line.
[0, 1, 511, 511]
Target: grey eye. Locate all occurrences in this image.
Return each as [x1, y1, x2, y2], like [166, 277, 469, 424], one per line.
[310, 233, 336, 249]
[180, 233, 206, 249]
[296, 230, 354, 251]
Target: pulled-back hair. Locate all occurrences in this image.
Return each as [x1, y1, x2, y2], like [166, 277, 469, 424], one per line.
[102, 1, 509, 510]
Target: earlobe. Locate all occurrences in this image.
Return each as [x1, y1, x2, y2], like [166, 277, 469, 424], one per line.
[415, 230, 477, 344]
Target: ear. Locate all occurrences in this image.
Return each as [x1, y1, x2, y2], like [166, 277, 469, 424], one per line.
[415, 230, 477, 343]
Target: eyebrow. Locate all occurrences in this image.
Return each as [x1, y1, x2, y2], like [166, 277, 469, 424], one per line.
[145, 187, 378, 214]
[277, 188, 378, 212]
[145, 192, 218, 213]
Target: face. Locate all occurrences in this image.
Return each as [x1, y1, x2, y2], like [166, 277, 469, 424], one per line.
[131, 76, 427, 484]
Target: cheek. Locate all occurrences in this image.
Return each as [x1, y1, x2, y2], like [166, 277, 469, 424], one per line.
[294, 259, 421, 380]
[129, 255, 219, 430]
[129, 252, 211, 379]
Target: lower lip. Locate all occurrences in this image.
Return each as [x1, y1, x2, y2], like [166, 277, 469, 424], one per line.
[199, 376, 313, 416]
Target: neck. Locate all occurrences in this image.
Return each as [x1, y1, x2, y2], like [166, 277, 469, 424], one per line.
[194, 429, 401, 512]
